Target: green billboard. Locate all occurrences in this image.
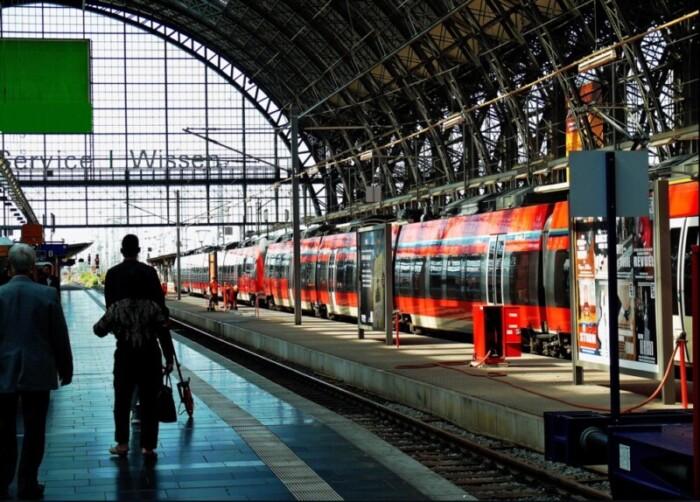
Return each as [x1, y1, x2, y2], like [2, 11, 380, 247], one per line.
[0, 38, 93, 133]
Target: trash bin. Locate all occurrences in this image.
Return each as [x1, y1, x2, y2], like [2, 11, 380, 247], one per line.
[472, 305, 522, 364]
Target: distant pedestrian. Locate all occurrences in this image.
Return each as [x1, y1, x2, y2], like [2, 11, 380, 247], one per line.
[0, 264, 10, 286]
[0, 244, 73, 500]
[208, 278, 219, 311]
[41, 264, 60, 298]
[99, 235, 174, 461]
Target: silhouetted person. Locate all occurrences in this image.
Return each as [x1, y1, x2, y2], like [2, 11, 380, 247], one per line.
[0, 244, 73, 500]
[99, 235, 173, 461]
[104, 235, 167, 312]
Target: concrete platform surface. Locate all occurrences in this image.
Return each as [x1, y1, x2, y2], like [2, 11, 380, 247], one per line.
[5, 289, 468, 501]
[167, 295, 686, 452]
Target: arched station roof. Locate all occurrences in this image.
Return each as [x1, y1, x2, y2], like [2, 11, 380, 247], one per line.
[1, 0, 697, 220]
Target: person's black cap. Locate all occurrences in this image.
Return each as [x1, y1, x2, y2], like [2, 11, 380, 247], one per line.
[121, 234, 140, 257]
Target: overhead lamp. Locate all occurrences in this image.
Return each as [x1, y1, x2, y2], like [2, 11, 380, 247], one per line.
[578, 47, 617, 73]
[272, 181, 281, 190]
[359, 150, 373, 162]
[441, 113, 464, 130]
[306, 165, 319, 176]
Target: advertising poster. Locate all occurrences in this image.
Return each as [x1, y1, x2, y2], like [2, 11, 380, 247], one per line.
[575, 220, 596, 278]
[593, 224, 608, 279]
[575, 220, 598, 356]
[632, 216, 656, 366]
[617, 278, 635, 360]
[576, 216, 658, 372]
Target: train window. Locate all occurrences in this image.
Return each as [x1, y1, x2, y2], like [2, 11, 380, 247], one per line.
[670, 228, 680, 316]
[506, 251, 540, 306]
[395, 258, 411, 296]
[445, 257, 461, 299]
[429, 257, 444, 299]
[333, 260, 343, 291]
[284, 255, 292, 279]
[266, 255, 274, 278]
[337, 261, 353, 292]
[346, 260, 356, 292]
[412, 257, 426, 297]
[463, 254, 482, 301]
[276, 255, 282, 279]
[300, 262, 308, 284]
[553, 250, 570, 308]
[243, 256, 253, 275]
[317, 260, 328, 290]
[683, 225, 699, 315]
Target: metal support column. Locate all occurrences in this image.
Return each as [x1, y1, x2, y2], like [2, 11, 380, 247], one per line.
[570, 212, 584, 385]
[604, 152, 620, 422]
[384, 224, 394, 346]
[653, 179, 674, 404]
[291, 113, 302, 325]
[176, 190, 182, 301]
[691, 244, 699, 499]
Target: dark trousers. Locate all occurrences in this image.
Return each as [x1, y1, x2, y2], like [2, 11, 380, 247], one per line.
[0, 391, 50, 490]
[113, 350, 161, 450]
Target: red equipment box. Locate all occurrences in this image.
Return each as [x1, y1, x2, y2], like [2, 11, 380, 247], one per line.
[472, 305, 522, 364]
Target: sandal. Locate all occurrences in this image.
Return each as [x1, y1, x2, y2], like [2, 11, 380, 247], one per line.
[109, 445, 128, 457]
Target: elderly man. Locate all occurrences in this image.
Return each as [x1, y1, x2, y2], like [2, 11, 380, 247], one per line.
[0, 244, 73, 500]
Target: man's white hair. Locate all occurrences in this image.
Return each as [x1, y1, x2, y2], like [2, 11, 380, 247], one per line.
[9, 243, 36, 274]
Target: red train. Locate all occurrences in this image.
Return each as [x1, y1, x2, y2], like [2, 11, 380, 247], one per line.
[163, 180, 698, 358]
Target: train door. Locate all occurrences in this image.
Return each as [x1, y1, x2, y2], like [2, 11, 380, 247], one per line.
[327, 251, 337, 316]
[316, 251, 329, 311]
[673, 217, 698, 359]
[486, 235, 506, 305]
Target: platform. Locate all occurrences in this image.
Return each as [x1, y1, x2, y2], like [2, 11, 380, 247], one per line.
[7, 289, 468, 501]
[166, 295, 688, 453]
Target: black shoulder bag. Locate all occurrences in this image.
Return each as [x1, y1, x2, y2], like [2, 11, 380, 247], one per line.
[157, 374, 178, 423]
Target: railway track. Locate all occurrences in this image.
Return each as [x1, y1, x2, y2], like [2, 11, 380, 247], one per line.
[168, 316, 612, 501]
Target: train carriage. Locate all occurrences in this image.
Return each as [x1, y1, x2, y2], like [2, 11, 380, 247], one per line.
[394, 203, 557, 342]
[219, 243, 266, 303]
[180, 250, 209, 295]
[151, 179, 698, 362]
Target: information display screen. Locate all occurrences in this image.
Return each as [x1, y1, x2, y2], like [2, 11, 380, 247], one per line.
[358, 226, 386, 330]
